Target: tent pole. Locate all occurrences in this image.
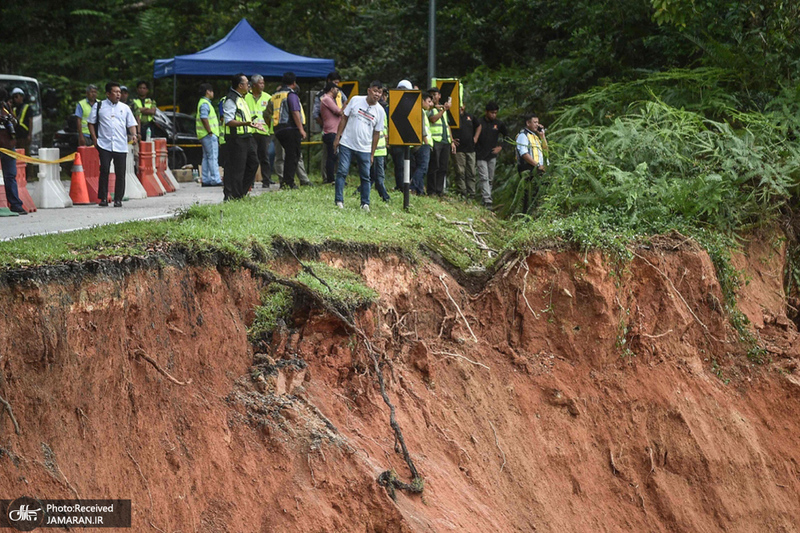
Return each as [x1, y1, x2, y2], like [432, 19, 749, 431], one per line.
[172, 73, 177, 170]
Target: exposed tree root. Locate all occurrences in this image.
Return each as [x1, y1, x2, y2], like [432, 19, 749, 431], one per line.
[0, 393, 21, 435]
[133, 349, 192, 386]
[244, 249, 425, 500]
[439, 274, 478, 343]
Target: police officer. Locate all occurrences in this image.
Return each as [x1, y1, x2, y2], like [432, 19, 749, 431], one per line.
[131, 80, 157, 140]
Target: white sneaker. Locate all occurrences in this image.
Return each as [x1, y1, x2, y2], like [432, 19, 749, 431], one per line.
[361, 204, 370, 213]
[336, 202, 344, 209]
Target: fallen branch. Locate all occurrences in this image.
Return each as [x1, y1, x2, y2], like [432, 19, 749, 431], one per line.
[439, 274, 478, 343]
[0, 393, 21, 435]
[431, 350, 490, 370]
[488, 421, 506, 473]
[134, 349, 192, 386]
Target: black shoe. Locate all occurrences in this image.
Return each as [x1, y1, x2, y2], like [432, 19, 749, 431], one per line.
[114, 201, 122, 207]
[99, 200, 109, 207]
[9, 206, 27, 215]
[201, 182, 223, 187]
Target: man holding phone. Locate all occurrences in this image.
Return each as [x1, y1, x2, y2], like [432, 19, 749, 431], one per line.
[516, 113, 548, 176]
[425, 87, 455, 197]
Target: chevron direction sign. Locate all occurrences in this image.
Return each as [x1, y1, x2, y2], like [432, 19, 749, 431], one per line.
[389, 90, 422, 146]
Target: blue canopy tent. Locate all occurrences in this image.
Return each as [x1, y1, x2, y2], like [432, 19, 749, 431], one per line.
[153, 19, 335, 79]
[152, 19, 334, 167]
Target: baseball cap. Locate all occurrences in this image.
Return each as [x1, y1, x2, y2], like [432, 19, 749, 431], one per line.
[10, 88, 24, 96]
[396, 80, 412, 90]
[120, 85, 128, 92]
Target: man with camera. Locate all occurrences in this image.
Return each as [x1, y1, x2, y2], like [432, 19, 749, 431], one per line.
[0, 88, 26, 215]
[515, 113, 548, 176]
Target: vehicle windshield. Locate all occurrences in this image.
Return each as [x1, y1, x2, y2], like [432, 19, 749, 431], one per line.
[0, 79, 40, 115]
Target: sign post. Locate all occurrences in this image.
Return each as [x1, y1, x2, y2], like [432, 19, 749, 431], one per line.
[388, 90, 423, 211]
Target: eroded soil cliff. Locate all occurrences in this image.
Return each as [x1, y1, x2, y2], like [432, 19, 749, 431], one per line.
[0, 236, 798, 532]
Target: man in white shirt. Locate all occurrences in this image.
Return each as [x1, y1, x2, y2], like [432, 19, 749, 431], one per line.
[88, 82, 138, 207]
[333, 80, 386, 211]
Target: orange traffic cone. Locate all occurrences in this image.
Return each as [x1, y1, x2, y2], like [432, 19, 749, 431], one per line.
[69, 152, 92, 205]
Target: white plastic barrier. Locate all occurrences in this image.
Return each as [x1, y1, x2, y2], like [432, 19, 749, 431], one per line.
[34, 148, 72, 208]
[124, 144, 147, 199]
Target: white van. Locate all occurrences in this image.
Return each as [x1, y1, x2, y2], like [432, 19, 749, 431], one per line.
[0, 74, 43, 154]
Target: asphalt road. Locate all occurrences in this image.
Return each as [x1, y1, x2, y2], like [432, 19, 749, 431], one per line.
[1, 180, 275, 242]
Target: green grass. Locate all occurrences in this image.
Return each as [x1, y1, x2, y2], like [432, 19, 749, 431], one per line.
[297, 262, 378, 309]
[0, 185, 507, 271]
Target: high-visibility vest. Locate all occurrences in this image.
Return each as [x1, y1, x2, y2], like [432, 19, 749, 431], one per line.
[375, 124, 388, 156]
[132, 97, 156, 125]
[13, 104, 30, 133]
[422, 111, 433, 147]
[218, 97, 226, 145]
[428, 108, 450, 143]
[272, 88, 305, 127]
[517, 129, 543, 166]
[245, 91, 272, 135]
[195, 97, 219, 139]
[224, 92, 253, 137]
[78, 98, 93, 135]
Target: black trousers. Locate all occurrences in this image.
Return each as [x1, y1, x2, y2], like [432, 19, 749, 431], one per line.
[322, 133, 337, 184]
[275, 128, 302, 187]
[223, 135, 258, 200]
[97, 146, 126, 203]
[254, 134, 272, 184]
[427, 142, 450, 196]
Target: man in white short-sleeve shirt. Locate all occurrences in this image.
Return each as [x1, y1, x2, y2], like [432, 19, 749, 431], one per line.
[88, 82, 138, 207]
[333, 80, 386, 211]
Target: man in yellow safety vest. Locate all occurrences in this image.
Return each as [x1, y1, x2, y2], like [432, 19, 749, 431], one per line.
[196, 82, 222, 187]
[75, 84, 98, 146]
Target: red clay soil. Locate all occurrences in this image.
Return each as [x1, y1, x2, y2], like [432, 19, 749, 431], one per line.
[0, 235, 799, 532]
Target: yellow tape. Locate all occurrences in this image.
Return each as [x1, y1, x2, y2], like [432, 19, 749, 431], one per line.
[0, 148, 76, 165]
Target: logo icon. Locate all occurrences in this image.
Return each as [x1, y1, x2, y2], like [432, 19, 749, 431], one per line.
[7, 498, 45, 531]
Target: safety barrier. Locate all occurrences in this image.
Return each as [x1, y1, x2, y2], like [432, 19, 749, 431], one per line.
[138, 141, 166, 196]
[124, 144, 147, 199]
[33, 148, 73, 209]
[15, 149, 37, 212]
[151, 138, 175, 193]
[155, 138, 180, 191]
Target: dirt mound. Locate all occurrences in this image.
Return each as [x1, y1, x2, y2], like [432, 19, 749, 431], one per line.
[0, 238, 798, 532]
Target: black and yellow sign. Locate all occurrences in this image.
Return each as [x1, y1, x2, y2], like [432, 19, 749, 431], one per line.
[435, 78, 460, 129]
[338, 81, 359, 101]
[388, 90, 422, 146]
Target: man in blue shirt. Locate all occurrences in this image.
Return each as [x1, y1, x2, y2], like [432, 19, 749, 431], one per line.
[273, 72, 307, 189]
[87, 82, 138, 207]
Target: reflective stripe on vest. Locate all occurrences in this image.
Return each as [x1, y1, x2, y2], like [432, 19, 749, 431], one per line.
[132, 97, 156, 124]
[225, 94, 252, 137]
[272, 89, 305, 127]
[428, 109, 450, 143]
[518, 129, 542, 166]
[218, 97, 226, 144]
[422, 111, 433, 147]
[196, 97, 219, 139]
[246, 91, 272, 135]
[14, 104, 30, 132]
[375, 125, 388, 157]
[79, 99, 93, 135]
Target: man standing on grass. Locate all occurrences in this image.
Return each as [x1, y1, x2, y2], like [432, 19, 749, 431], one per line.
[333, 81, 386, 211]
[474, 101, 508, 208]
[223, 73, 262, 200]
[246, 74, 275, 188]
[87, 82, 138, 207]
